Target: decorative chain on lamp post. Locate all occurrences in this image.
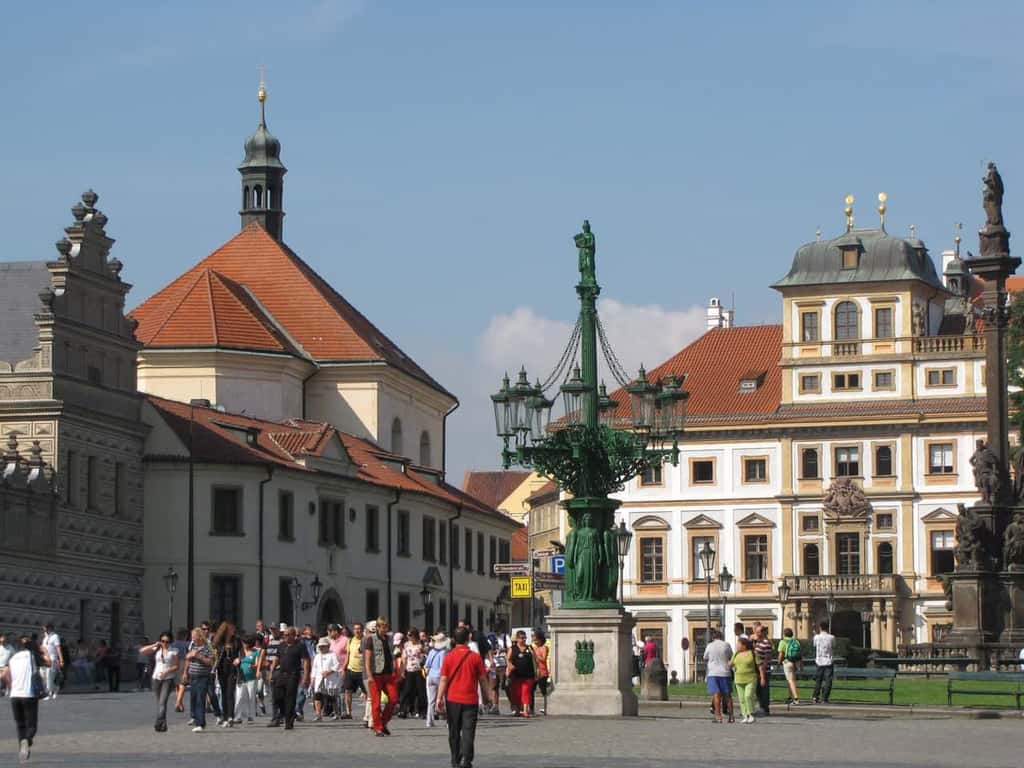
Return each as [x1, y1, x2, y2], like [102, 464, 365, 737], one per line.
[490, 221, 689, 610]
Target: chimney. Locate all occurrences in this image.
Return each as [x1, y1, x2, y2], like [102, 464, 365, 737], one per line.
[706, 297, 734, 330]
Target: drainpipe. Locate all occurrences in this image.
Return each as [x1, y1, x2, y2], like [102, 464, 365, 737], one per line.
[386, 489, 402, 620]
[259, 466, 274, 619]
[441, 400, 459, 480]
[187, 404, 195, 629]
[448, 504, 463, 628]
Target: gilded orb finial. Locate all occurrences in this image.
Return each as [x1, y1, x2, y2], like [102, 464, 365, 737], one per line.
[844, 194, 855, 232]
[258, 64, 267, 102]
[877, 192, 887, 231]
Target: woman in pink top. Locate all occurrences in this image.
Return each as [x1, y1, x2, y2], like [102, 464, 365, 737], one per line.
[643, 637, 659, 665]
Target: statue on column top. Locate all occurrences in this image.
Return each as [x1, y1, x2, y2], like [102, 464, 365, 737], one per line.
[574, 220, 597, 285]
[983, 162, 1005, 229]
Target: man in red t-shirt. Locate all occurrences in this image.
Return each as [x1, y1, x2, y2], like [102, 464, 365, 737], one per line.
[438, 627, 492, 768]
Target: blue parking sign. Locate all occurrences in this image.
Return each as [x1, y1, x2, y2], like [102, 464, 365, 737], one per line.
[552, 555, 565, 575]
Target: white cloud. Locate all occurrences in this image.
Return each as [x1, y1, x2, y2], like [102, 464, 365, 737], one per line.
[445, 298, 708, 482]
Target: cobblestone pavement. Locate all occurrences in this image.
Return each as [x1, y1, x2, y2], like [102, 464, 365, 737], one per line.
[0, 693, 1020, 768]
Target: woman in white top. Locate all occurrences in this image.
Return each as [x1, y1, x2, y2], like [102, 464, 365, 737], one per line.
[310, 639, 339, 721]
[140, 632, 180, 732]
[2, 637, 39, 762]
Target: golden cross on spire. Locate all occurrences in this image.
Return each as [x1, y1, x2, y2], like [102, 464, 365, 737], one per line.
[257, 64, 267, 124]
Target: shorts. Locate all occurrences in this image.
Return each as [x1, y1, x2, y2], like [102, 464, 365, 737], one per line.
[783, 660, 797, 683]
[706, 675, 732, 696]
[343, 670, 365, 693]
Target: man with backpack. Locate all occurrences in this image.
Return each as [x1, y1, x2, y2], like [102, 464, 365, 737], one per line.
[776, 627, 802, 704]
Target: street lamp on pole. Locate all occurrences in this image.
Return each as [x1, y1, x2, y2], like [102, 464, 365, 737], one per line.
[777, 578, 791, 636]
[614, 520, 633, 605]
[718, 566, 733, 632]
[420, 586, 433, 630]
[162, 567, 178, 635]
[290, 577, 302, 628]
[826, 591, 837, 634]
[698, 541, 717, 646]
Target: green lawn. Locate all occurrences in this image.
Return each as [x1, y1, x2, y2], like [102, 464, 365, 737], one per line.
[666, 677, 1023, 708]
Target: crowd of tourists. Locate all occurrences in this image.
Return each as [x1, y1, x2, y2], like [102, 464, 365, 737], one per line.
[703, 620, 835, 723]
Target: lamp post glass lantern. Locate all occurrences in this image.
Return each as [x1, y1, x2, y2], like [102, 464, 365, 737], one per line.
[777, 578, 791, 635]
[490, 221, 687, 610]
[614, 520, 633, 604]
[699, 541, 716, 645]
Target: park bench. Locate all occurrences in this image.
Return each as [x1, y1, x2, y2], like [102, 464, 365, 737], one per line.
[946, 671, 1024, 709]
[771, 666, 895, 705]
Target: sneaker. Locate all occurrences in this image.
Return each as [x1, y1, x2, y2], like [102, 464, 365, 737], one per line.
[187, 719, 196, 726]
[18, 739, 28, 762]
[313, 715, 322, 722]
[192, 726, 204, 733]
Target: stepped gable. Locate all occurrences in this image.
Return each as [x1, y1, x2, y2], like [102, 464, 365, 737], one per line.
[607, 325, 784, 425]
[130, 223, 452, 397]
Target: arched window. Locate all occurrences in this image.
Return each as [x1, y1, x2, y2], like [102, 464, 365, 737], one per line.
[877, 541, 894, 574]
[253, 185, 263, 208]
[803, 544, 820, 576]
[835, 301, 859, 340]
[391, 417, 403, 456]
[265, 186, 272, 208]
[243, 186, 250, 209]
[419, 431, 431, 467]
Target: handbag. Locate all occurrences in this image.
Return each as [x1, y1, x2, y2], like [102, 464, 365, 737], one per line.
[29, 655, 46, 700]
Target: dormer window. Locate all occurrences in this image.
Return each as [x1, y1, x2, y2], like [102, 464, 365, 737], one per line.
[738, 370, 766, 393]
[841, 246, 859, 270]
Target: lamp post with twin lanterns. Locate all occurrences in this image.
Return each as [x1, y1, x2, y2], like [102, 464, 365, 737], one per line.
[289, 575, 323, 628]
[162, 567, 178, 635]
[490, 221, 689, 609]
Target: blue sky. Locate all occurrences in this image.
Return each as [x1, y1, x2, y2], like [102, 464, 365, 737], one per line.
[3, 1, 1023, 481]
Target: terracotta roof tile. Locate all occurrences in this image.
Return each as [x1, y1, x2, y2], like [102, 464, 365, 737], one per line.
[131, 224, 452, 397]
[145, 395, 519, 526]
[462, 470, 532, 509]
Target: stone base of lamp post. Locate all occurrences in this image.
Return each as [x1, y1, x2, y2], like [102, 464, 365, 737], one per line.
[545, 606, 638, 717]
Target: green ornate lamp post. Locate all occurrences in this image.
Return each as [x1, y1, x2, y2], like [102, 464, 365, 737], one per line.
[491, 221, 688, 609]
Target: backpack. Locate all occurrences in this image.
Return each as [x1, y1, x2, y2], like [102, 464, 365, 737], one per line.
[785, 638, 802, 662]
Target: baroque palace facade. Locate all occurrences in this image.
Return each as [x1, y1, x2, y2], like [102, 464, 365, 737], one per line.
[613, 218, 985, 678]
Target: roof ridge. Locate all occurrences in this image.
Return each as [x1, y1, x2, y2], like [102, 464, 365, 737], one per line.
[147, 269, 209, 344]
[204, 269, 219, 346]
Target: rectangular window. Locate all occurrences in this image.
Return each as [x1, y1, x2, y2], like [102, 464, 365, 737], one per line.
[318, 500, 330, 545]
[744, 534, 768, 581]
[875, 445, 893, 476]
[333, 502, 345, 548]
[800, 447, 819, 479]
[66, 450, 79, 507]
[212, 488, 242, 534]
[802, 515, 820, 532]
[931, 530, 955, 576]
[465, 529, 473, 573]
[692, 535, 713, 580]
[279, 578, 294, 625]
[927, 368, 956, 387]
[365, 589, 380, 621]
[86, 455, 99, 509]
[451, 524, 460, 568]
[422, 516, 436, 561]
[692, 460, 714, 484]
[873, 371, 894, 390]
[801, 311, 819, 342]
[743, 458, 767, 483]
[929, 443, 955, 474]
[477, 532, 485, 574]
[366, 505, 380, 552]
[835, 446, 860, 477]
[874, 307, 894, 338]
[640, 464, 663, 486]
[210, 575, 241, 625]
[836, 532, 861, 575]
[113, 462, 126, 517]
[842, 249, 858, 270]
[438, 523, 448, 564]
[799, 374, 821, 393]
[398, 592, 411, 633]
[397, 510, 411, 556]
[489, 536, 497, 577]
[278, 491, 294, 541]
[876, 513, 894, 530]
[833, 372, 861, 391]
[640, 537, 664, 583]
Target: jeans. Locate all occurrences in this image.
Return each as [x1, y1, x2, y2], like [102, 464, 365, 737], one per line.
[236, 679, 257, 720]
[11, 698, 38, 745]
[189, 675, 210, 728]
[446, 700, 478, 767]
[368, 672, 400, 733]
[273, 673, 300, 726]
[45, 664, 60, 697]
[153, 677, 175, 727]
[400, 671, 425, 716]
[219, 671, 237, 721]
[735, 681, 756, 718]
[426, 677, 440, 725]
[756, 669, 771, 713]
[813, 664, 834, 702]
[295, 681, 307, 717]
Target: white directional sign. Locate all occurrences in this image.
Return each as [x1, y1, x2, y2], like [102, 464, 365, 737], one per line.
[532, 547, 558, 558]
[493, 562, 530, 575]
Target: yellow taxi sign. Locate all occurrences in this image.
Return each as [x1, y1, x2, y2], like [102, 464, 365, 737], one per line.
[510, 576, 533, 598]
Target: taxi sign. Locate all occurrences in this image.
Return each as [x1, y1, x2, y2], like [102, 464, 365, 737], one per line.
[510, 576, 533, 598]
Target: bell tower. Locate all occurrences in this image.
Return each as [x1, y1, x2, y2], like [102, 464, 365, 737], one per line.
[239, 76, 286, 240]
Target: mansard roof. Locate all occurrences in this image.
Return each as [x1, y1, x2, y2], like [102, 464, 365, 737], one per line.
[0, 261, 50, 365]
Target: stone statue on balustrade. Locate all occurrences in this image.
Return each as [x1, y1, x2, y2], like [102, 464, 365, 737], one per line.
[970, 439, 1002, 505]
[955, 503, 990, 571]
[1003, 511, 1024, 571]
